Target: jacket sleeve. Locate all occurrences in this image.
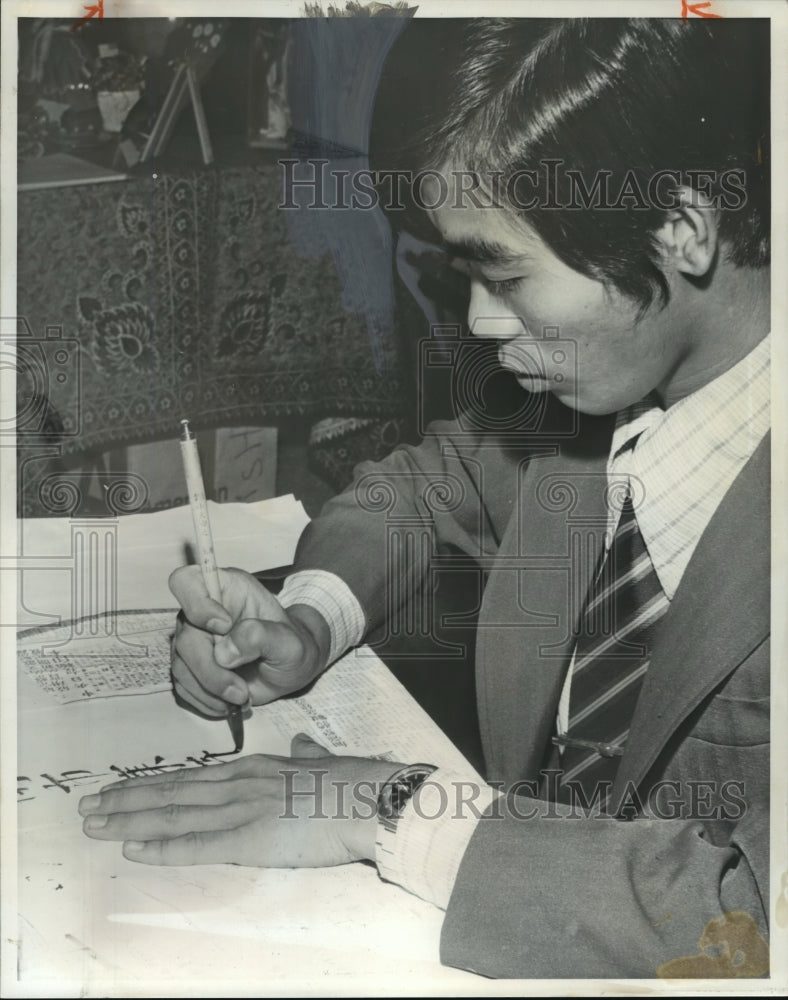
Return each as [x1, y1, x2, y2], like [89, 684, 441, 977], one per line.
[292, 420, 522, 634]
[440, 784, 769, 979]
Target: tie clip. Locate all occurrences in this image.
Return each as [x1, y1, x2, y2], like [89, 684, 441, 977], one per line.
[552, 735, 625, 758]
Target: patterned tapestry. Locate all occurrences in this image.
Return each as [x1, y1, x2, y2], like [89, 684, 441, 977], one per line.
[17, 164, 408, 514]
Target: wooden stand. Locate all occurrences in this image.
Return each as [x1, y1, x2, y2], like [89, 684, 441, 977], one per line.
[140, 62, 214, 166]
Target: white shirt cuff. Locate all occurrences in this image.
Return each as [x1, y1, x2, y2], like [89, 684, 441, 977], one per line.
[278, 570, 366, 665]
[375, 768, 502, 910]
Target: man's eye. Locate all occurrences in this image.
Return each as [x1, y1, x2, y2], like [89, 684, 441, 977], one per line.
[482, 276, 524, 295]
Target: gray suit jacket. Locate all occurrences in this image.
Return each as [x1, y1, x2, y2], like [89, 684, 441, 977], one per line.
[294, 404, 770, 978]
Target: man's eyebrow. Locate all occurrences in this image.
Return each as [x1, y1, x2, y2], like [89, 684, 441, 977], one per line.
[440, 238, 531, 264]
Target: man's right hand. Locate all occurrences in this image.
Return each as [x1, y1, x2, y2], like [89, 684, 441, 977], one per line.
[168, 566, 331, 717]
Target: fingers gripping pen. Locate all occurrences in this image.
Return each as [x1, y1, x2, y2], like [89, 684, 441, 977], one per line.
[179, 418, 244, 752]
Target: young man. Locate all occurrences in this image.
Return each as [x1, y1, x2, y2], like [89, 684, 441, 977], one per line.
[79, 18, 770, 978]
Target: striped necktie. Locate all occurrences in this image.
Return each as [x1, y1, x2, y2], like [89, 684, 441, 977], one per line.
[554, 489, 670, 810]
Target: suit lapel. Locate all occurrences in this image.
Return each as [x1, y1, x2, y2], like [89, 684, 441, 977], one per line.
[477, 415, 613, 784]
[612, 433, 771, 799]
[478, 423, 769, 792]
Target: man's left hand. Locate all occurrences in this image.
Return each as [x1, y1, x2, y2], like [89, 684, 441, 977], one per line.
[79, 735, 402, 868]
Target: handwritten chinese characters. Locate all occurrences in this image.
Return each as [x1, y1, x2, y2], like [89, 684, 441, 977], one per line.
[18, 749, 239, 805]
[18, 610, 174, 703]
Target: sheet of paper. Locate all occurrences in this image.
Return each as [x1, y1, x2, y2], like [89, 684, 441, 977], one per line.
[18, 610, 480, 781]
[261, 645, 481, 773]
[17, 824, 479, 996]
[18, 611, 174, 704]
[18, 616, 481, 807]
[15, 613, 485, 993]
[16, 495, 310, 628]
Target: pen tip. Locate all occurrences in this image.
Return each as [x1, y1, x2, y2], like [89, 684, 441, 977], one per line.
[228, 703, 245, 754]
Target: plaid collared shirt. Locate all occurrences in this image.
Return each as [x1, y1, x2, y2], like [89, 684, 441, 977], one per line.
[557, 333, 771, 736]
[606, 333, 771, 599]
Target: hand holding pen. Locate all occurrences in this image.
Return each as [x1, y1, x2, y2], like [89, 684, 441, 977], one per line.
[173, 420, 332, 735]
[179, 419, 247, 750]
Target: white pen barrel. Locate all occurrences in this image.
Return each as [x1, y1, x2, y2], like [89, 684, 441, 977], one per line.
[179, 432, 222, 604]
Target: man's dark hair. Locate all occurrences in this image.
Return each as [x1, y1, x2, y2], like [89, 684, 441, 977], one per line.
[413, 18, 770, 311]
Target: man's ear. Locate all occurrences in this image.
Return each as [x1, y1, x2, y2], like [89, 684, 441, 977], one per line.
[654, 185, 718, 278]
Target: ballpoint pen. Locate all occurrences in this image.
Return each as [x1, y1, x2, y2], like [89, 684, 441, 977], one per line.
[179, 418, 244, 752]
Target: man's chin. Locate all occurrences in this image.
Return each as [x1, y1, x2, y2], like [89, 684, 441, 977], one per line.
[545, 384, 621, 418]
[512, 374, 624, 418]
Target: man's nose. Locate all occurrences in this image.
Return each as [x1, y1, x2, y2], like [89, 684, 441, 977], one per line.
[467, 286, 528, 341]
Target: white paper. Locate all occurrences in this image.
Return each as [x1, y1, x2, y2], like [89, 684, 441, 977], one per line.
[15, 495, 310, 628]
[18, 611, 174, 703]
[16, 611, 484, 991]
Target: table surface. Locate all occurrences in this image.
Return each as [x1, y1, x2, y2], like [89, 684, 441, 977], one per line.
[8, 503, 499, 996]
[16, 681, 485, 996]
